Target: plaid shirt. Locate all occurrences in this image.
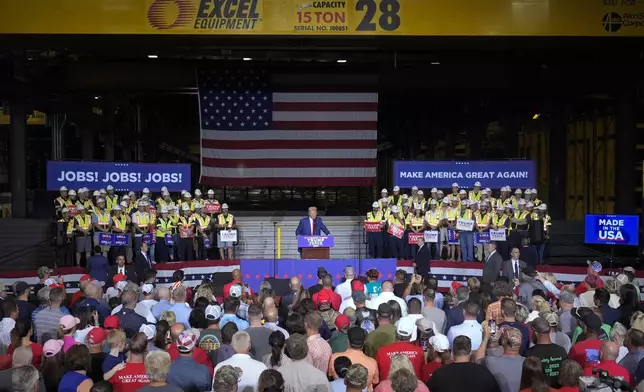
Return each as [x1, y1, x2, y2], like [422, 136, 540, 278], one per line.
[306, 334, 332, 374]
[486, 300, 504, 325]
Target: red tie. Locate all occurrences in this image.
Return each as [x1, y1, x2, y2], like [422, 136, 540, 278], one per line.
[311, 220, 315, 235]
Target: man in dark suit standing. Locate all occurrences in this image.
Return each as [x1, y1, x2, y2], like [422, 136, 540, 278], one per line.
[502, 247, 526, 282]
[108, 253, 137, 283]
[133, 242, 153, 284]
[414, 237, 432, 277]
[482, 242, 503, 283]
[519, 237, 538, 269]
[295, 206, 330, 254]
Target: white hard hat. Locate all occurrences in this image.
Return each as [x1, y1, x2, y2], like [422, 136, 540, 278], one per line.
[106, 185, 114, 191]
[481, 189, 489, 195]
[538, 204, 547, 210]
[402, 194, 409, 200]
[474, 181, 481, 187]
[160, 207, 168, 214]
[515, 189, 522, 194]
[181, 204, 189, 211]
[59, 186, 68, 192]
[99, 189, 106, 194]
[184, 192, 192, 198]
[459, 189, 466, 195]
[431, 188, 438, 193]
[138, 200, 149, 207]
[142, 188, 150, 194]
[381, 188, 388, 194]
[161, 186, 168, 193]
[412, 186, 418, 191]
[404, 202, 412, 208]
[207, 189, 214, 195]
[430, 199, 437, 205]
[380, 197, 388, 203]
[122, 195, 130, 200]
[391, 205, 399, 213]
[120, 201, 128, 208]
[518, 199, 526, 205]
[526, 202, 534, 208]
[417, 190, 424, 195]
[93, 191, 100, 197]
[181, 190, 187, 196]
[128, 191, 135, 196]
[195, 189, 202, 196]
[112, 205, 122, 211]
[451, 183, 459, 188]
[524, 189, 532, 195]
[97, 198, 105, 204]
[442, 197, 450, 203]
[437, 190, 444, 195]
[414, 203, 422, 210]
[162, 191, 169, 196]
[77, 205, 85, 211]
[372, 201, 380, 208]
[531, 189, 537, 194]
[222, 203, 229, 209]
[393, 186, 400, 192]
[485, 188, 491, 193]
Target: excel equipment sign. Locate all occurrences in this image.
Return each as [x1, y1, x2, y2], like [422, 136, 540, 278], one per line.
[146, 0, 262, 31]
[393, 160, 536, 189]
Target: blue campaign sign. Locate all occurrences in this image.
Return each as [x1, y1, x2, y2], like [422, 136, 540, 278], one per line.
[47, 161, 191, 192]
[393, 160, 536, 189]
[584, 214, 639, 246]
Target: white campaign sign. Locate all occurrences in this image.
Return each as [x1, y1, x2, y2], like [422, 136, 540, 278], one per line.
[489, 229, 507, 241]
[456, 219, 474, 231]
[219, 229, 238, 242]
[424, 230, 439, 243]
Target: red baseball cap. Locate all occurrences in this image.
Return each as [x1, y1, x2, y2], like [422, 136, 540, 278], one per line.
[451, 281, 464, 291]
[112, 274, 127, 284]
[79, 274, 93, 282]
[104, 315, 120, 330]
[351, 279, 365, 292]
[335, 315, 351, 330]
[87, 328, 107, 344]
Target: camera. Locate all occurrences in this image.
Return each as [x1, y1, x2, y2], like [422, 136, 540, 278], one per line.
[580, 369, 633, 392]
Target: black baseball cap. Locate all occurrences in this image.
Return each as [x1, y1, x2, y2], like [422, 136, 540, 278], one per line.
[581, 313, 603, 333]
[572, 307, 594, 321]
[317, 267, 328, 278]
[347, 326, 367, 348]
[377, 303, 392, 318]
[14, 281, 29, 295]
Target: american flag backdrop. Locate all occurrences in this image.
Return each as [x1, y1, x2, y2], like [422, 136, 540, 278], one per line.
[198, 68, 378, 187]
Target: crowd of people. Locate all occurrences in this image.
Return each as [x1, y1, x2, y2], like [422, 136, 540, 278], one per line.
[0, 259, 641, 392]
[53, 186, 237, 267]
[366, 184, 551, 263]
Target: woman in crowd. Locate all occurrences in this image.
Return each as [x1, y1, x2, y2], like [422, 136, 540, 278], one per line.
[611, 322, 629, 362]
[618, 284, 642, 328]
[109, 332, 149, 392]
[375, 354, 429, 392]
[388, 300, 402, 324]
[8, 320, 43, 368]
[138, 350, 182, 392]
[285, 313, 306, 335]
[41, 339, 66, 392]
[74, 307, 98, 345]
[59, 314, 81, 352]
[151, 320, 171, 351]
[262, 331, 291, 369]
[59, 344, 94, 392]
[258, 369, 285, 392]
[527, 296, 550, 322]
[519, 356, 553, 392]
[330, 356, 352, 392]
[557, 359, 583, 392]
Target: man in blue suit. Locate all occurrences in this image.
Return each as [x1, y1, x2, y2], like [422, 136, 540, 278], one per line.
[295, 207, 330, 253]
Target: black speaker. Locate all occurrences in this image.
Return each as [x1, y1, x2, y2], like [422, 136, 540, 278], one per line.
[530, 220, 544, 243]
[211, 272, 233, 297]
[266, 278, 291, 297]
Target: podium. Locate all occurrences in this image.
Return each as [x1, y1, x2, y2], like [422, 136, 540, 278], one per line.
[298, 235, 334, 259]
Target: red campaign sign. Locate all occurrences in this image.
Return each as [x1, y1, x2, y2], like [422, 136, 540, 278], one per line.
[205, 203, 221, 214]
[179, 226, 194, 238]
[68, 205, 78, 216]
[364, 222, 381, 232]
[387, 224, 405, 239]
[408, 232, 424, 244]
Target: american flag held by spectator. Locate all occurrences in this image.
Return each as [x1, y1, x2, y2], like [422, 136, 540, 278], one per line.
[198, 68, 378, 187]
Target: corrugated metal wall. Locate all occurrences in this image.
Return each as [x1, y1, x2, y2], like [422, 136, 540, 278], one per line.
[518, 122, 549, 202]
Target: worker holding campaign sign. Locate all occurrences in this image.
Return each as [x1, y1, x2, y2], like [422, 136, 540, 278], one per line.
[456, 200, 475, 262]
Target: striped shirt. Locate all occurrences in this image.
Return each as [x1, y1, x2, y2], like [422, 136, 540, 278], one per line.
[34, 307, 66, 343]
[306, 334, 332, 374]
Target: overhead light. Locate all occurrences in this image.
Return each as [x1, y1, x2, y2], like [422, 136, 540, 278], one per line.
[431, 61, 440, 65]
[243, 57, 252, 61]
[94, 96, 100, 100]
[532, 113, 541, 120]
[337, 59, 347, 63]
[147, 54, 158, 59]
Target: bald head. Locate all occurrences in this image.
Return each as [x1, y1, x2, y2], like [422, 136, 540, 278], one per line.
[12, 347, 33, 367]
[264, 307, 278, 323]
[322, 275, 333, 288]
[232, 269, 242, 281]
[382, 281, 394, 293]
[157, 287, 170, 300]
[170, 323, 185, 340]
[290, 277, 301, 291]
[263, 297, 276, 310]
[601, 341, 619, 361]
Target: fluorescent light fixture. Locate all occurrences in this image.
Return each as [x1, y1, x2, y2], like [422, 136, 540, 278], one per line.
[431, 61, 440, 65]
[337, 59, 347, 63]
[243, 57, 252, 61]
[147, 54, 158, 59]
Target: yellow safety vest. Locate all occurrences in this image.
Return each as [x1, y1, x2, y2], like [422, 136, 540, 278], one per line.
[75, 214, 91, 230]
[169, 214, 179, 226]
[514, 210, 528, 220]
[445, 207, 460, 221]
[543, 214, 551, 229]
[133, 211, 150, 228]
[196, 215, 211, 228]
[387, 195, 403, 206]
[366, 211, 382, 222]
[476, 212, 490, 228]
[533, 198, 542, 206]
[112, 215, 128, 232]
[106, 195, 119, 211]
[218, 213, 234, 226]
[387, 215, 405, 229]
[469, 191, 481, 202]
[156, 218, 174, 237]
[496, 215, 511, 232]
[82, 200, 94, 211]
[59, 218, 73, 235]
[410, 216, 424, 229]
[458, 209, 473, 221]
[94, 210, 111, 227]
[425, 210, 441, 227]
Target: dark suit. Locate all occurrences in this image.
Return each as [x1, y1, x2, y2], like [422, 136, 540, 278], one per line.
[414, 243, 432, 277]
[108, 265, 137, 284]
[501, 259, 527, 281]
[445, 301, 466, 334]
[133, 251, 153, 283]
[482, 251, 503, 283]
[520, 245, 538, 269]
[295, 216, 330, 254]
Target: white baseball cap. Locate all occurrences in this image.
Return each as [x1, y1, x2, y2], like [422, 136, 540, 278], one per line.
[429, 334, 449, 352]
[393, 186, 400, 192]
[116, 281, 128, 291]
[141, 284, 154, 295]
[396, 317, 416, 337]
[372, 202, 380, 208]
[205, 304, 223, 320]
[59, 186, 68, 192]
[139, 324, 156, 340]
[229, 284, 242, 298]
[474, 181, 481, 187]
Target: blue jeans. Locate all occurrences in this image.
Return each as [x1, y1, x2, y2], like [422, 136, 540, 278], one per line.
[459, 231, 474, 261]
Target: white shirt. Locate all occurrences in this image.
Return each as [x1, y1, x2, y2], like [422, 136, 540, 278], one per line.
[138, 299, 158, 311]
[264, 322, 290, 339]
[579, 290, 596, 308]
[214, 353, 267, 392]
[73, 326, 95, 345]
[309, 217, 314, 234]
[511, 259, 520, 276]
[111, 302, 156, 323]
[0, 318, 16, 347]
[104, 287, 119, 301]
[335, 279, 354, 301]
[367, 291, 408, 317]
[338, 298, 356, 314]
[396, 314, 424, 342]
[447, 319, 483, 350]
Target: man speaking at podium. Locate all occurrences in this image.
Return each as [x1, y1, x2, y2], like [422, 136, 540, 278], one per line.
[296, 207, 331, 254]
